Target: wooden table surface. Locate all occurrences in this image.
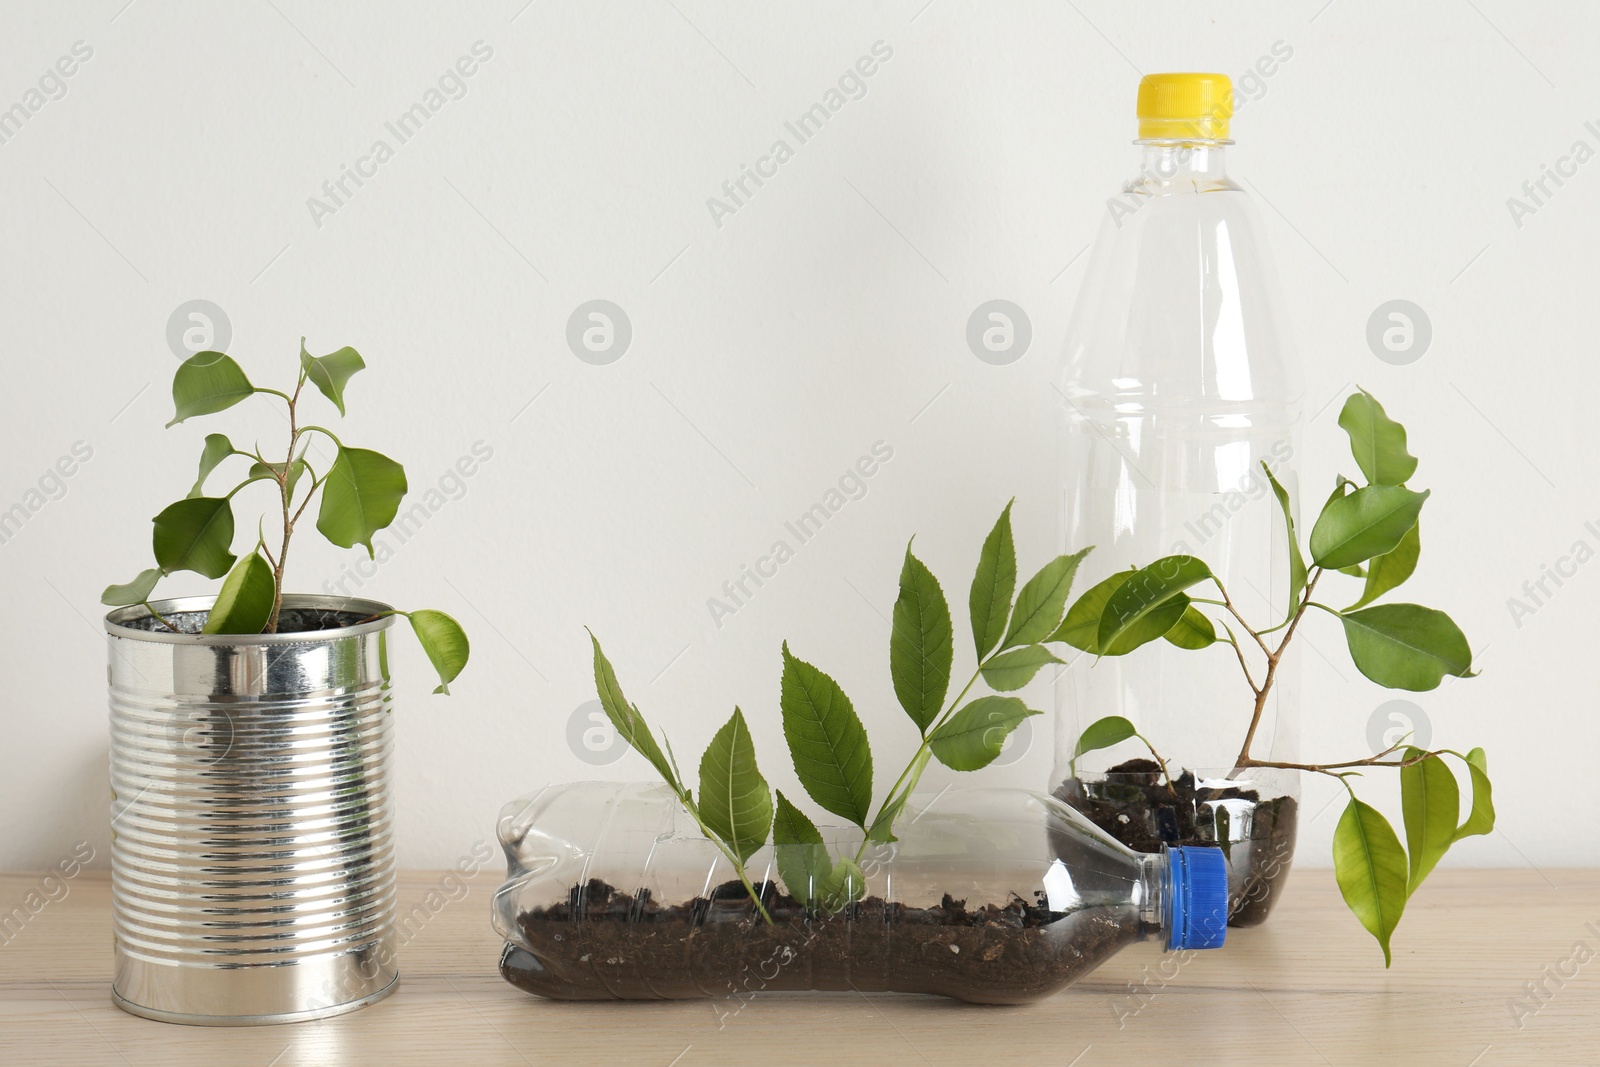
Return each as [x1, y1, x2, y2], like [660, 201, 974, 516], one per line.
[1, 868, 1594, 1066]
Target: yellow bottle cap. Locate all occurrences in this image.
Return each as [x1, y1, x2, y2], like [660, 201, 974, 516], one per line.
[1137, 73, 1233, 141]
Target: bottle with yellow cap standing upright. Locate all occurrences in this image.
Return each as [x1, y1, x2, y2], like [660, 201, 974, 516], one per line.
[1050, 73, 1303, 926]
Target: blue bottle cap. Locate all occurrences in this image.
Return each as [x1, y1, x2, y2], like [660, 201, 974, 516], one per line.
[1165, 845, 1229, 950]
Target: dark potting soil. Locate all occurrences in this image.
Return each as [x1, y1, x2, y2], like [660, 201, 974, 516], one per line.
[118, 607, 371, 635]
[1053, 759, 1298, 927]
[500, 878, 1142, 1005]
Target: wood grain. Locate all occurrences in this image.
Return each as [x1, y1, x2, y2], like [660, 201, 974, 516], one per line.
[1, 868, 1593, 1065]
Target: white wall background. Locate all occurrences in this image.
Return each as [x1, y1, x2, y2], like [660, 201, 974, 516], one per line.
[1, 0, 1595, 878]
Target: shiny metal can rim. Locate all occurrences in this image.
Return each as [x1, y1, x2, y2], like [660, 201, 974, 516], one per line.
[104, 594, 398, 645]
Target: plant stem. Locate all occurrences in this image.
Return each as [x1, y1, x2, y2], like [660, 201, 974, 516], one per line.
[1230, 568, 1322, 771]
[264, 372, 308, 633]
[142, 601, 180, 633]
[682, 798, 774, 925]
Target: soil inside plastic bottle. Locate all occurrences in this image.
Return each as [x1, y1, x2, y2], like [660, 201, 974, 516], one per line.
[1052, 758, 1297, 927]
[501, 878, 1141, 1005]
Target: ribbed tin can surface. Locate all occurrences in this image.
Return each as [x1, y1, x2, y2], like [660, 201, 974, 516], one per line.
[104, 595, 398, 1025]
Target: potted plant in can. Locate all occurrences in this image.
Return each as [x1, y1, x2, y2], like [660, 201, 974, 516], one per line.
[101, 343, 469, 1025]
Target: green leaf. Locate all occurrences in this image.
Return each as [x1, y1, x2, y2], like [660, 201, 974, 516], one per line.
[1309, 485, 1428, 570]
[167, 351, 255, 427]
[1400, 748, 1459, 895]
[101, 568, 162, 607]
[697, 708, 774, 865]
[317, 446, 408, 558]
[189, 434, 235, 498]
[772, 790, 832, 907]
[1453, 748, 1496, 842]
[1072, 715, 1137, 762]
[1005, 548, 1092, 648]
[968, 501, 1017, 658]
[300, 342, 366, 417]
[1340, 604, 1475, 691]
[1164, 605, 1217, 650]
[927, 695, 1038, 772]
[1262, 461, 1307, 618]
[248, 457, 309, 501]
[200, 552, 275, 635]
[817, 854, 865, 911]
[1339, 389, 1418, 486]
[410, 609, 469, 694]
[590, 633, 679, 790]
[780, 643, 873, 829]
[1332, 796, 1409, 966]
[865, 748, 930, 844]
[1339, 564, 1367, 578]
[1052, 570, 1190, 656]
[890, 544, 953, 734]
[980, 644, 1062, 691]
[152, 497, 236, 579]
[1096, 555, 1213, 653]
[1347, 520, 1421, 611]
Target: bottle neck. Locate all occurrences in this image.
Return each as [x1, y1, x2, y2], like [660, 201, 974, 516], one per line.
[1132, 141, 1231, 186]
[1135, 852, 1165, 936]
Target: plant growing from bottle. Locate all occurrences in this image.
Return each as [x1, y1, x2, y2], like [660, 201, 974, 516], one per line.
[101, 345, 469, 691]
[1056, 388, 1491, 964]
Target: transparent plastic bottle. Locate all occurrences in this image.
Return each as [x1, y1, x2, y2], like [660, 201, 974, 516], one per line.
[492, 782, 1227, 1005]
[1050, 74, 1302, 925]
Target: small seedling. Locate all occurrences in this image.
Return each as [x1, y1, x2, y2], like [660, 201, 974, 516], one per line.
[102, 344, 469, 693]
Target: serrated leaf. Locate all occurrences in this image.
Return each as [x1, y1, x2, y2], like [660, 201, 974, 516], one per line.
[1164, 605, 1217, 650]
[698, 708, 773, 865]
[317, 446, 407, 558]
[1005, 548, 1092, 648]
[1400, 748, 1459, 896]
[817, 854, 865, 911]
[1339, 389, 1418, 486]
[590, 633, 678, 790]
[300, 341, 366, 416]
[1348, 520, 1421, 611]
[780, 643, 873, 829]
[1332, 796, 1409, 966]
[865, 748, 931, 844]
[969, 501, 1017, 658]
[1072, 715, 1137, 762]
[410, 609, 469, 694]
[772, 790, 831, 907]
[152, 497, 236, 579]
[167, 351, 255, 427]
[189, 434, 235, 498]
[1454, 748, 1495, 841]
[101, 568, 162, 607]
[980, 644, 1062, 691]
[927, 695, 1038, 772]
[1341, 603, 1474, 691]
[890, 544, 953, 734]
[1097, 555, 1213, 653]
[201, 551, 275, 635]
[1310, 485, 1428, 570]
[1262, 461, 1307, 619]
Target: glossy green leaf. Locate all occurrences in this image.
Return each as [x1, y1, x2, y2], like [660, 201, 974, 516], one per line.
[316, 446, 407, 558]
[1005, 548, 1092, 649]
[890, 544, 953, 734]
[410, 609, 469, 694]
[589, 633, 678, 789]
[968, 501, 1017, 658]
[1339, 564, 1367, 578]
[248, 457, 309, 502]
[188, 434, 235, 498]
[772, 790, 832, 907]
[101, 568, 162, 607]
[980, 644, 1063, 691]
[1097, 555, 1213, 652]
[780, 643, 873, 829]
[300, 342, 366, 416]
[1348, 520, 1421, 611]
[1262, 461, 1307, 618]
[698, 708, 773, 865]
[1339, 389, 1418, 486]
[1400, 747, 1459, 895]
[1164, 605, 1217, 650]
[1340, 604, 1475, 691]
[1454, 748, 1496, 841]
[1052, 570, 1189, 656]
[201, 551, 275, 635]
[1072, 715, 1137, 762]
[927, 695, 1038, 772]
[1332, 796, 1409, 966]
[1309, 485, 1428, 570]
[152, 497, 236, 579]
[167, 351, 255, 427]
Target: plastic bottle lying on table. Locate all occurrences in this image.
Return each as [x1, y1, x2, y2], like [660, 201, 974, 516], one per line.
[492, 783, 1227, 1004]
